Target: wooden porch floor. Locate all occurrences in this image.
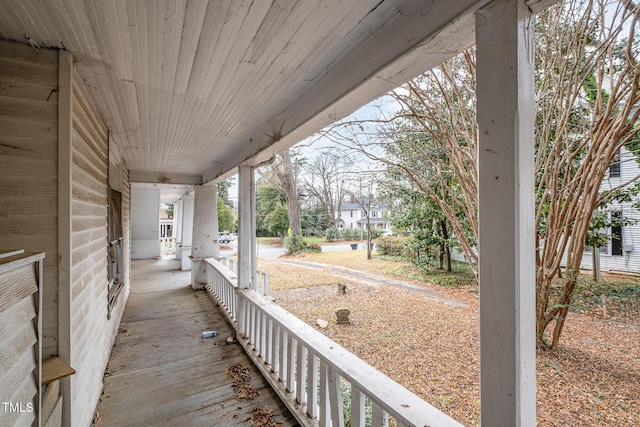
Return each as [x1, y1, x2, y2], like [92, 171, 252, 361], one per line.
[96, 257, 298, 426]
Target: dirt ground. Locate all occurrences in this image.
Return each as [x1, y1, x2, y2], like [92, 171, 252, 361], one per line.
[258, 253, 640, 427]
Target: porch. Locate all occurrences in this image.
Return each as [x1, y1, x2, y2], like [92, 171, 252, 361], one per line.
[96, 257, 297, 426]
[98, 255, 463, 426]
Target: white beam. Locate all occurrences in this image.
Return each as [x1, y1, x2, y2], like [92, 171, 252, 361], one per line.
[57, 48, 73, 427]
[191, 185, 220, 259]
[476, 0, 536, 426]
[237, 165, 255, 289]
[179, 194, 195, 271]
[191, 185, 220, 289]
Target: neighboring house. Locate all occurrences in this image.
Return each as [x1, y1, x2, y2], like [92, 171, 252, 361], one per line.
[335, 197, 391, 233]
[575, 147, 640, 273]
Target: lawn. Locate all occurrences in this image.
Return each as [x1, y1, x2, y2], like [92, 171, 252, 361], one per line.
[259, 250, 640, 426]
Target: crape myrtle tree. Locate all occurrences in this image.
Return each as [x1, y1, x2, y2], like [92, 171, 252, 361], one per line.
[319, 0, 640, 349]
[533, 0, 639, 348]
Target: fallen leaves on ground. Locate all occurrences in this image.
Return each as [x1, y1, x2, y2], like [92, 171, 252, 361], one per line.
[262, 256, 640, 426]
[247, 407, 282, 427]
[226, 364, 260, 400]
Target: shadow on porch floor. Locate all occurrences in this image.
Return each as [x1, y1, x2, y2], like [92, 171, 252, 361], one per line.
[96, 257, 298, 426]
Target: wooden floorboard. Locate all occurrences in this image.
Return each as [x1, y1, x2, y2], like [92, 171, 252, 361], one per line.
[96, 257, 299, 427]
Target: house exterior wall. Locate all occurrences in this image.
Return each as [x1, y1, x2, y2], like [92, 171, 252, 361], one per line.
[572, 148, 640, 273]
[1, 39, 131, 426]
[0, 38, 60, 358]
[336, 200, 391, 232]
[69, 71, 129, 426]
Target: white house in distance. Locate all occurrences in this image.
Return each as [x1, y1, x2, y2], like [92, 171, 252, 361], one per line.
[574, 147, 640, 273]
[335, 196, 392, 233]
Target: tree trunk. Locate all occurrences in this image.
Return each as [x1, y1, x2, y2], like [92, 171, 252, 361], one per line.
[366, 222, 372, 260]
[274, 150, 301, 235]
[440, 219, 452, 272]
[592, 246, 601, 281]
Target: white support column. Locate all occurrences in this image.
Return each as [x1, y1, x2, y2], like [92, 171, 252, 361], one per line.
[476, 1, 536, 426]
[237, 165, 255, 289]
[174, 199, 184, 258]
[191, 185, 220, 289]
[180, 194, 195, 270]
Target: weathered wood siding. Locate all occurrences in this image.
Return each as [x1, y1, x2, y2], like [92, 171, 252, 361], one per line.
[0, 252, 43, 427]
[69, 73, 128, 426]
[0, 38, 59, 358]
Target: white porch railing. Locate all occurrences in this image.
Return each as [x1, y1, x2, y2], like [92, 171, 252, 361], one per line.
[160, 237, 175, 254]
[219, 256, 269, 296]
[203, 258, 463, 427]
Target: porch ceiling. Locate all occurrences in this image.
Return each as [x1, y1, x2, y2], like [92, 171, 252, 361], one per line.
[0, 0, 510, 184]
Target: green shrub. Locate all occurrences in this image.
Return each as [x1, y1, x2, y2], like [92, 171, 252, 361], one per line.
[341, 228, 354, 240]
[284, 234, 306, 255]
[370, 228, 384, 239]
[325, 227, 341, 241]
[375, 236, 412, 257]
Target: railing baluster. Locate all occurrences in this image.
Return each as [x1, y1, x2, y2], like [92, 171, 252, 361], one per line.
[287, 334, 296, 393]
[272, 322, 280, 376]
[254, 306, 261, 353]
[351, 384, 366, 427]
[231, 283, 237, 319]
[249, 304, 256, 348]
[237, 294, 245, 336]
[260, 310, 267, 359]
[371, 401, 389, 427]
[328, 366, 344, 426]
[265, 316, 272, 365]
[263, 273, 269, 295]
[307, 352, 318, 418]
[319, 362, 330, 427]
[296, 344, 307, 404]
[279, 328, 287, 384]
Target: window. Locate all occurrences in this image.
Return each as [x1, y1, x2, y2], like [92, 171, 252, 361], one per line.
[609, 149, 621, 177]
[611, 211, 623, 256]
[107, 154, 124, 319]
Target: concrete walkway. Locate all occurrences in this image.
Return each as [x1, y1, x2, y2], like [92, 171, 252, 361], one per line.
[272, 259, 468, 308]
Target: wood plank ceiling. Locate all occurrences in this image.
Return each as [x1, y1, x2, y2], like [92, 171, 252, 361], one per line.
[0, 0, 495, 185]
